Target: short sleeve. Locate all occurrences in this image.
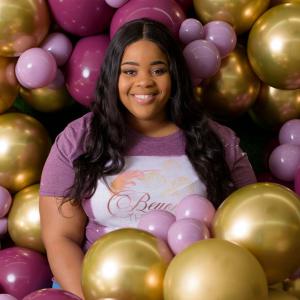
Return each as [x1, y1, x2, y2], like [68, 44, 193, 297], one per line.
[39, 113, 92, 197]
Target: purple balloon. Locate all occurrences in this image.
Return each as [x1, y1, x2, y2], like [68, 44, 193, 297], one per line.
[204, 21, 237, 58]
[137, 210, 176, 241]
[175, 194, 215, 227]
[48, 0, 115, 36]
[0, 295, 17, 300]
[179, 18, 204, 45]
[269, 144, 300, 181]
[0, 247, 52, 299]
[183, 39, 221, 79]
[0, 218, 7, 236]
[279, 119, 300, 146]
[167, 218, 210, 254]
[84, 223, 112, 251]
[15, 48, 57, 89]
[47, 69, 65, 89]
[65, 35, 110, 107]
[105, 0, 128, 8]
[0, 186, 12, 218]
[175, 0, 193, 12]
[294, 166, 300, 196]
[41, 32, 73, 66]
[23, 288, 81, 300]
[110, 0, 186, 39]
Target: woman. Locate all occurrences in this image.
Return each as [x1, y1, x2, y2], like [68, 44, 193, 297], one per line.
[39, 18, 256, 298]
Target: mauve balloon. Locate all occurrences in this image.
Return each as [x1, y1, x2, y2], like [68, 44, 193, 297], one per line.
[0, 186, 12, 218]
[105, 0, 128, 8]
[0, 218, 7, 236]
[23, 288, 81, 300]
[0, 247, 52, 299]
[279, 119, 300, 146]
[179, 18, 204, 45]
[0, 295, 17, 300]
[294, 167, 300, 196]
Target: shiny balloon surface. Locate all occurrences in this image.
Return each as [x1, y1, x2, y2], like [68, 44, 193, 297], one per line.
[268, 289, 298, 300]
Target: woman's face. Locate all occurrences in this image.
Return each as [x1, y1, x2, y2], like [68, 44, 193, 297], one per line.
[118, 39, 172, 126]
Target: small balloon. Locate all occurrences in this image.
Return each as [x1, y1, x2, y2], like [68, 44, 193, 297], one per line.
[179, 18, 204, 45]
[0, 186, 12, 218]
[279, 119, 300, 145]
[0, 295, 18, 300]
[23, 288, 82, 300]
[105, 0, 129, 8]
[268, 289, 298, 300]
[294, 166, 300, 196]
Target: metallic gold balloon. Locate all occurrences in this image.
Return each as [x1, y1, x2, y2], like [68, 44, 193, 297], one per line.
[284, 278, 300, 299]
[8, 184, 44, 253]
[164, 239, 268, 300]
[193, 0, 270, 34]
[270, 0, 300, 7]
[213, 183, 300, 284]
[268, 289, 298, 300]
[0, 0, 50, 57]
[248, 3, 300, 89]
[82, 228, 173, 300]
[201, 45, 260, 118]
[249, 84, 300, 130]
[0, 113, 51, 192]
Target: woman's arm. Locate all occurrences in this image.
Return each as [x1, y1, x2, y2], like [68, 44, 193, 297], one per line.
[39, 195, 87, 299]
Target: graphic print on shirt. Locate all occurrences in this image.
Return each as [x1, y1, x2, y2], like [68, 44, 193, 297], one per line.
[90, 155, 206, 229]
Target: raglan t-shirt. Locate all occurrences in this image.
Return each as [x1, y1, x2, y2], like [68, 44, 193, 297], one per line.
[40, 112, 256, 250]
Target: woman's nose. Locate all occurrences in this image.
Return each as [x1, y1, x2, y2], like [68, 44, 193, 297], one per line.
[136, 72, 155, 87]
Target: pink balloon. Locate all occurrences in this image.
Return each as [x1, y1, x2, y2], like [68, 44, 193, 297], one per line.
[48, 0, 115, 36]
[179, 18, 204, 45]
[15, 48, 57, 89]
[110, 0, 186, 39]
[137, 210, 175, 241]
[0, 295, 17, 300]
[167, 218, 210, 254]
[41, 32, 73, 66]
[0, 218, 8, 236]
[279, 119, 300, 146]
[269, 144, 300, 181]
[105, 0, 129, 8]
[175, 194, 215, 227]
[23, 288, 81, 300]
[0, 186, 12, 218]
[65, 35, 110, 107]
[183, 39, 221, 79]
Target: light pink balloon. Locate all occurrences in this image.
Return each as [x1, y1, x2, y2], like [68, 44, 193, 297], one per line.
[279, 119, 300, 146]
[0, 186, 12, 218]
[105, 0, 128, 8]
[0, 295, 18, 300]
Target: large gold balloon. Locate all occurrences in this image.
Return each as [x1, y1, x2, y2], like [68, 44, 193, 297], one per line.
[270, 0, 300, 7]
[8, 184, 44, 253]
[0, 113, 51, 192]
[164, 239, 268, 300]
[0, 0, 50, 57]
[268, 289, 298, 300]
[193, 0, 270, 34]
[248, 3, 300, 89]
[249, 84, 300, 130]
[82, 228, 173, 300]
[213, 183, 300, 284]
[284, 278, 300, 298]
[201, 45, 260, 118]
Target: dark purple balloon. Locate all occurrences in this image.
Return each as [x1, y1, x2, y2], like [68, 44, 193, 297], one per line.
[48, 0, 115, 36]
[65, 35, 110, 107]
[279, 119, 300, 146]
[0, 247, 52, 299]
[294, 166, 300, 196]
[0, 186, 12, 218]
[23, 288, 81, 300]
[110, 0, 186, 39]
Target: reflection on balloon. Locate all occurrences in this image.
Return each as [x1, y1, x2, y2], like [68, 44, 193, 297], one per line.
[213, 183, 300, 284]
[164, 239, 268, 300]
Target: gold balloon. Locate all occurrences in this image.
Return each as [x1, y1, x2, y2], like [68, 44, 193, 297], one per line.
[82, 228, 173, 300]
[270, 0, 300, 7]
[248, 3, 300, 89]
[268, 289, 298, 300]
[213, 183, 300, 284]
[249, 83, 300, 130]
[284, 278, 300, 298]
[193, 0, 270, 34]
[8, 184, 44, 253]
[201, 45, 260, 118]
[0, 113, 51, 192]
[164, 239, 268, 300]
[0, 0, 50, 57]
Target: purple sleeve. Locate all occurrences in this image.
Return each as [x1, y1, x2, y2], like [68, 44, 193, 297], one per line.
[39, 113, 91, 197]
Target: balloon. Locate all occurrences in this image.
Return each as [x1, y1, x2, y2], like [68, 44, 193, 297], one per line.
[15, 48, 57, 89]
[0, 57, 19, 114]
[41, 32, 73, 66]
[270, 0, 300, 8]
[65, 35, 110, 107]
[105, 0, 129, 8]
[179, 18, 204, 45]
[257, 172, 293, 191]
[183, 39, 221, 79]
[0, 113, 51, 192]
[284, 278, 300, 299]
[0, 186, 12, 218]
[48, 0, 114, 36]
[110, 0, 186, 39]
[176, 0, 193, 12]
[248, 3, 300, 89]
[82, 228, 173, 300]
[175, 194, 215, 227]
[0, 247, 52, 299]
[0, 0, 50, 57]
[0, 295, 17, 300]
[249, 84, 300, 130]
[164, 239, 268, 300]
[137, 210, 175, 241]
[268, 144, 300, 181]
[193, 0, 270, 34]
[167, 218, 210, 254]
[203, 21, 237, 58]
[8, 184, 44, 253]
[0, 218, 7, 236]
[268, 289, 298, 300]
[294, 167, 300, 196]
[279, 119, 300, 145]
[200, 45, 260, 118]
[23, 288, 82, 300]
[213, 182, 300, 284]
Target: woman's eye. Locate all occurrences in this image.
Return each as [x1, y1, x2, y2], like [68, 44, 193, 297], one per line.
[152, 68, 167, 75]
[122, 69, 136, 76]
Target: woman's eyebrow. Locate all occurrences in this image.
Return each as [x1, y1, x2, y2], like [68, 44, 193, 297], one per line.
[121, 60, 168, 66]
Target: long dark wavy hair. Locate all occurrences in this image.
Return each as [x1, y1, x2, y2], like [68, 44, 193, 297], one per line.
[65, 18, 233, 208]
